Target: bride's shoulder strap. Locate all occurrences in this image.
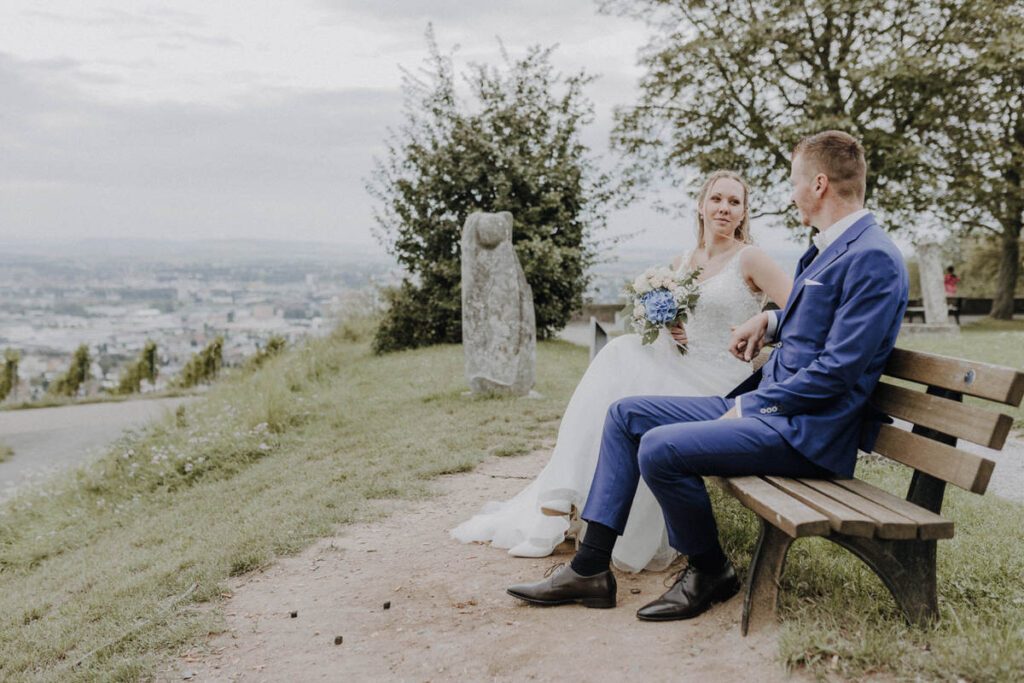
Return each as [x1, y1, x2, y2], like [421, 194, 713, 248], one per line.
[673, 250, 694, 273]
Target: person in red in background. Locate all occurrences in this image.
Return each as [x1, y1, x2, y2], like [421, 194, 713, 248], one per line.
[945, 266, 961, 295]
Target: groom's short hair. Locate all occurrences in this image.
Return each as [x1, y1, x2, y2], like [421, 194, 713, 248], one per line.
[793, 131, 866, 202]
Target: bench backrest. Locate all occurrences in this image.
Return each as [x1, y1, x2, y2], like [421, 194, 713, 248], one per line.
[869, 348, 1024, 499]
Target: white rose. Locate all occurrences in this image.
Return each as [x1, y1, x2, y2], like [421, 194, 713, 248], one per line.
[633, 275, 651, 294]
[633, 304, 645, 317]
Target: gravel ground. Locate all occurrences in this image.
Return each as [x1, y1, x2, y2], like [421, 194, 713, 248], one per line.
[173, 448, 799, 683]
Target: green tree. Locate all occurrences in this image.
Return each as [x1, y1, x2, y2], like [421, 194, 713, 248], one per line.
[176, 337, 224, 389]
[115, 362, 143, 396]
[115, 341, 159, 396]
[367, 28, 618, 352]
[50, 344, 91, 397]
[114, 342, 157, 395]
[140, 341, 159, 386]
[605, 0, 1021, 313]
[925, 1, 1024, 318]
[0, 349, 19, 402]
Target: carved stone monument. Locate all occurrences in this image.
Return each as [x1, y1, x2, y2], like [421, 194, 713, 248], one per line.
[902, 241, 959, 336]
[461, 211, 536, 396]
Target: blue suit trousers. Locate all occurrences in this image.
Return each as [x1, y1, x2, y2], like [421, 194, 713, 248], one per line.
[581, 395, 831, 557]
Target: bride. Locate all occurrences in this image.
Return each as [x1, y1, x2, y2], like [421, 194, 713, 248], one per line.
[451, 170, 793, 572]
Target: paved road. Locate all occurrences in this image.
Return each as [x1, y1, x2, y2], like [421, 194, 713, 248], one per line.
[0, 397, 195, 503]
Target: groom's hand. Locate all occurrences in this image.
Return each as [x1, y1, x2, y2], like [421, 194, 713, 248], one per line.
[729, 312, 769, 362]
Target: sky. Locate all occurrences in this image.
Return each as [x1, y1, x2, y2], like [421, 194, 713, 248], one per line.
[0, 1, 804, 259]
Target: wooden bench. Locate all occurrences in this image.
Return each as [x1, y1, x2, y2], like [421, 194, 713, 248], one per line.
[718, 347, 1024, 634]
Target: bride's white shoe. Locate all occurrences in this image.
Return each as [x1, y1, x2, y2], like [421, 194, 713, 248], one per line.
[508, 538, 560, 558]
[508, 507, 585, 557]
[539, 499, 574, 516]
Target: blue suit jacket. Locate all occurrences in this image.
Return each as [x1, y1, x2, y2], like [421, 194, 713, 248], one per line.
[728, 213, 908, 477]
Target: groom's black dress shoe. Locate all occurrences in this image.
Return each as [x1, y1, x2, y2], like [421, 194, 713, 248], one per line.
[636, 562, 740, 621]
[507, 564, 616, 608]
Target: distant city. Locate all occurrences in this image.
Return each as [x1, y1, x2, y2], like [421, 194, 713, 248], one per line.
[0, 237, 804, 404]
[0, 239, 398, 403]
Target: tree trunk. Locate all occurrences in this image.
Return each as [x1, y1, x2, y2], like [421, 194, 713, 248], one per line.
[990, 220, 1022, 320]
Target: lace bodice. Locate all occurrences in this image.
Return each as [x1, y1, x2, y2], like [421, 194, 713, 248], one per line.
[673, 247, 763, 365]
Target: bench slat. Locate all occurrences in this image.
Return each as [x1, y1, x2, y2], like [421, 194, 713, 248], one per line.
[871, 382, 1013, 449]
[832, 478, 955, 540]
[873, 424, 996, 494]
[719, 476, 830, 538]
[796, 479, 919, 539]
[885, 348, 1024, 406]
[764, 477, 875, 537]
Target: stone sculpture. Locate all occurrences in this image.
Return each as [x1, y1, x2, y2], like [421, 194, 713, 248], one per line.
[461, 211, 536, 396]
[916, 242, 950, 325]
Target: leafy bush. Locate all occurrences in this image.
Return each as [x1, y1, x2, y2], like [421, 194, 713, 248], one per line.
[367, 29, 619, 353]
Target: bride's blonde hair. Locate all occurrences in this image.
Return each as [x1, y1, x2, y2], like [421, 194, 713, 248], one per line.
[695, 170, 753, 248]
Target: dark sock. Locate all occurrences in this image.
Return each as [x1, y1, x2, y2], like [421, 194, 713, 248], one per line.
[689, 542, 728, 574]
[570, 521, 618, 576]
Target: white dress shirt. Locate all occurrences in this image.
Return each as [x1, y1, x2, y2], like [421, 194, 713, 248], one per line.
[736, 208, 870, 417]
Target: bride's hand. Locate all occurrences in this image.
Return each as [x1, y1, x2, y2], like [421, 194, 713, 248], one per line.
[668, 323, 688, 346]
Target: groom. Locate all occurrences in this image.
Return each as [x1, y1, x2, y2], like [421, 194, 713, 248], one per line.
[508, 131, 909, 619]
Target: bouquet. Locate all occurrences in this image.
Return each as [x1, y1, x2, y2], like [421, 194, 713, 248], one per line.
[623, 265, 702, 354]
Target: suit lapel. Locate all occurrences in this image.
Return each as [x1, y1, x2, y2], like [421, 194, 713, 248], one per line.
[776, 214, 877, 333]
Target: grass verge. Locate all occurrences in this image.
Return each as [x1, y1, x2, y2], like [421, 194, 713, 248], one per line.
[0, 322, 585, 681]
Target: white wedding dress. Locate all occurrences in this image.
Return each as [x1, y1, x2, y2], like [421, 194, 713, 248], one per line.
[450, 247, 764, 572]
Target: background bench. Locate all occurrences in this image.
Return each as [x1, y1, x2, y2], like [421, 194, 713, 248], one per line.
[718, 347, 1024, 634]
[903, 297, 962, 325]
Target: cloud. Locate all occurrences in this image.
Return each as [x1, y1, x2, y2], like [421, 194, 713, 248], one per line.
[21, 6, 204, 30]
[0, 52, 403, 244]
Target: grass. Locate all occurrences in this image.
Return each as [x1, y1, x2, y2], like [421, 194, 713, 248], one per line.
[0, 318, 586, 682]
[0, 443, 12, 463]
[897, 317, 1024, 426]
[0, 316, 1020, 681]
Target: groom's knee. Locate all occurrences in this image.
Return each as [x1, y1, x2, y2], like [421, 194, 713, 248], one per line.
[606, 396, 641, 432]
[637, 428, 675, 484]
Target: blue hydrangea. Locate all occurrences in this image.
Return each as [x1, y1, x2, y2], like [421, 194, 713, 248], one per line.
[640, 288, 678, 325]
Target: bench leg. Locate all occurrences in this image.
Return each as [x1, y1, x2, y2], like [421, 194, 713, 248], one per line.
[741, 519, 793, 635]
[828, 535, 938, 627]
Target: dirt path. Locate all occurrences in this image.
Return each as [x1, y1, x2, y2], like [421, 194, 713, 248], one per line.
[173, 448, 799, 682]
